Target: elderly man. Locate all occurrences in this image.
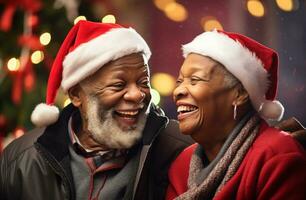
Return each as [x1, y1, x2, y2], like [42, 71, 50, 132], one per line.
[0, 21, 192, 200]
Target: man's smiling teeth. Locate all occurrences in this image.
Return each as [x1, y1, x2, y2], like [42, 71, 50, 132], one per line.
[116, 110, 139, 116]
[177, 105, 198, 113]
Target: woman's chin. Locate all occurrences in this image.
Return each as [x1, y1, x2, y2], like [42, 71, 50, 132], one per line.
[179, 124, 196, 136]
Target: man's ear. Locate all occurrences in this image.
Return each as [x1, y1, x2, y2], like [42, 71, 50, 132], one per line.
[233, 85, 249, 106]
[68, 84, 83, 107]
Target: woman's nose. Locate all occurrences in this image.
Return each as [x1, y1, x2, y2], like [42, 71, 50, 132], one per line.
[173, 84, 188, 101]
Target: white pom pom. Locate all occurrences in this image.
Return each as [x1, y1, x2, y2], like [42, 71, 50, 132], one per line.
[31, 103, 60, 127]
[258, 100, 284, 122]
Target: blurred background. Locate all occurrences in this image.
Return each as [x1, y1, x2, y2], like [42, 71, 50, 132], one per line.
[0, 0, 305, 151]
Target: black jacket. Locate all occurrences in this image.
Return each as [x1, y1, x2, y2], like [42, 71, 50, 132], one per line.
[0, 104, 193, 200]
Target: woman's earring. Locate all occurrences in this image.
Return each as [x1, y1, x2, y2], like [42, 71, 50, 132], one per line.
[233, 104, 237, 120]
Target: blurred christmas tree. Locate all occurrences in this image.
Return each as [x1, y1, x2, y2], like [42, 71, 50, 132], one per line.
[0, 0, 127, 151]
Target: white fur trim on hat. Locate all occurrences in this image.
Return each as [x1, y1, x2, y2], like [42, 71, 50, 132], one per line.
[61, 27, 151, 91]
[31, 103, 60, 127]
[182, 30, 284, 120]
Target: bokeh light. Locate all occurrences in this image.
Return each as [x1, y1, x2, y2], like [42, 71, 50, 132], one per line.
[154, 0, 175, 10]
[152, 73, 176, 96]
[201, 16, 223, 31]
[151, 89, 161, 105]
[31, 50, 44, 64]
[74, 16, 87, 24]
[14, 128, 24, 138]
[276, 0, 298, 11]
[102, 14, 116, 23]
[7, 58, 20, 72]
[247, 0, 265, 17]
[39, 32, 51, 46]
[164, 2, 188, 22]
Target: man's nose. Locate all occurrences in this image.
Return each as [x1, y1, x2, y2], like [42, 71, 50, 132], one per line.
[124, 85, 146, 103]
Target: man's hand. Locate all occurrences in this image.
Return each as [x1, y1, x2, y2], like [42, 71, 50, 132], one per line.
[275, 117, 306, 149]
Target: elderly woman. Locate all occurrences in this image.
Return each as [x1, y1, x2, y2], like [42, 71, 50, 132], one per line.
[166, 30, 306, 199]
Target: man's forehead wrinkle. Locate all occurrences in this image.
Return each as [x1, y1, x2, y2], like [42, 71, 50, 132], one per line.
[107, 64, 148, 74]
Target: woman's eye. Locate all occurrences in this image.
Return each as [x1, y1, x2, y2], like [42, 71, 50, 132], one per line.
[190, 78, 199, 85]
[190, 76, 208, 85]
[176, 79, 183, 85]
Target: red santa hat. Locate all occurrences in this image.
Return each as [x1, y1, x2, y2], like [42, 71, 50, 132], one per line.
[31, 20, 151, 127]
[182, 29, 284, 122]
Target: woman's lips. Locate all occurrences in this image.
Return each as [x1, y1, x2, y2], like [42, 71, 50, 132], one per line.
[177, 109, 198, 121]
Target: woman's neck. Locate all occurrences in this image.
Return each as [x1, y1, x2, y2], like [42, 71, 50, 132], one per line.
[195, 119, 238, 162]
[201, 142, 225, 162]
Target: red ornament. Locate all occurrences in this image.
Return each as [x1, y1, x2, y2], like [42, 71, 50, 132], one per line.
[0, 4, 16, 31]
[11, 70, 23, 104]
[0, 0, 42, 31]
[24, 70, 35, 92]
[0, 0, 43, 12]
[27, 14, 39, 28]
[18, 35, 43, 50]
[23, 56, 35, 92]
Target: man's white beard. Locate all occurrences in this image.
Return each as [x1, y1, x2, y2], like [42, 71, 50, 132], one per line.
[86, 97, 148, 149]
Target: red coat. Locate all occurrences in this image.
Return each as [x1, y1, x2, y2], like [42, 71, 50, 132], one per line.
[166, 122, 306, 200]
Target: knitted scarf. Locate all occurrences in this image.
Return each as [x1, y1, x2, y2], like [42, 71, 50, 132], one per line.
[175, 114, 261, 200]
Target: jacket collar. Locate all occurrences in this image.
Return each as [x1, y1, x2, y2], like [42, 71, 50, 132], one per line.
[141, 104, 168, 145]
[36, 103, 168, 162]
[36, 104, 75, 162]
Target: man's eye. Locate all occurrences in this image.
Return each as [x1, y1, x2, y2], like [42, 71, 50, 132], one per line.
[139, 78, 150, 88]
[112, 83, 125, 88]
[141, 81, 150, 87]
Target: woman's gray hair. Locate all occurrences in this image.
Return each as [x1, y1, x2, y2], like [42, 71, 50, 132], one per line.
[217, 64, 240, 88]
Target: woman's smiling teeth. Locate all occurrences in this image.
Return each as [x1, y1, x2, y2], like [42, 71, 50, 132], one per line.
[177, 105, 198, 114]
